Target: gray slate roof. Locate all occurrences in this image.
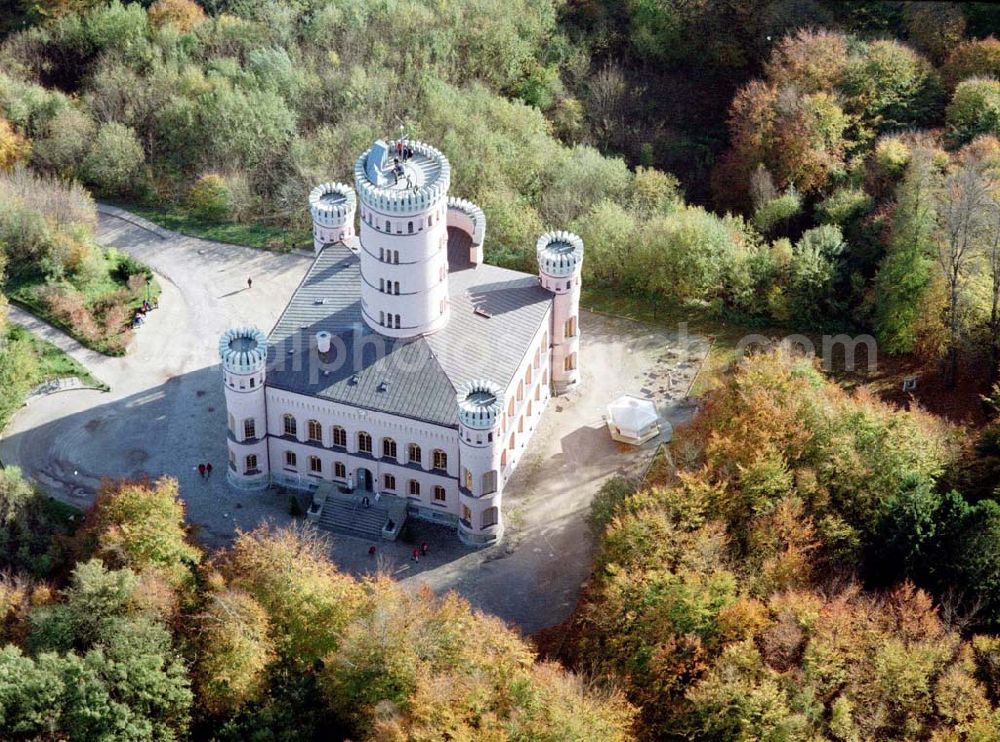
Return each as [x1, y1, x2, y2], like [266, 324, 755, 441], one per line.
[266, 229, 552, 427]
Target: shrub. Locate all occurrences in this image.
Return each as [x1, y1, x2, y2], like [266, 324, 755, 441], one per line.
[942, 37, 1000, 89]
[0, 117, 30, 171]
[186, 173, 231, 222]
[874, 135, 912, 178]
[148, 0, 206, 32]
[753, 188, 801, 233]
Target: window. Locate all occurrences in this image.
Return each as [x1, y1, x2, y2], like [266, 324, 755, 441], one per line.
[245, 454, 258, 474]
[358, 431, 372, 454]
[463, 468, 473, 491]
[228, 449, 236, 470]
[383, 473, 396, 491]
[308, 419, 322, 443]
[434, 485, 447, 503]
[507, 398, 514, 417]
[482, 470, 497, 495]
[525, 365, 532, 384]
[283, 414, 296, 437]
[432, 449, 447, 472]
[382, 438, 397, 460]
[249, 377, 255, 388]
[393, 281, 400, 295]
[309, 456, 322, 473]
[379, 278, 385, 292]
[285, 451, 297, 468]
[517, 381, 523, 401]
[509, 432, 515, 450]
[379, 247, 384, 261]
[243, 418, 256, 440]
[332, 426, 347, 448]
[394, 314, 401, 328]
[334, 461, 346, 479]
[379, 311, 385, 326]
[385, 219, 391, 232]
[482, 507, 498, 528]
[407, 221, 413, 233]
[408, 443, 422, 464]
[409, 480, 421, 497]
[564, 353, 577, 371]
[564, 316, 576, 338]
[462, 504, 472, 524]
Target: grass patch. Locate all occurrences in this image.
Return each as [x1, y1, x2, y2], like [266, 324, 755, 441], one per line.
[110, 200, 310, 251]
[11, 325, 107, 391]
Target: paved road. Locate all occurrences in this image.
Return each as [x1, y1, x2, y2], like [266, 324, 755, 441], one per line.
[1, 208, 706, 634]
[1, 208, 312, 543]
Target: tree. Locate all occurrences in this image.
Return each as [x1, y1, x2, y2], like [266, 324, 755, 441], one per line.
[947, 78, 1000, 146]
[936, 155, 994, 384]
[186, 173, 232, 222]
[942, 37, 1000, 90]
[76, 477, 201, 599]
[874, 147, 942, 354]
[0, 117, 29, 171]
[147, 0, 206, 32]
[81, 122, 145, 197]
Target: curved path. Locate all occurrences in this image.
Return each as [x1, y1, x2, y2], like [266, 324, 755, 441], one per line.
[0, 208, 313, 545]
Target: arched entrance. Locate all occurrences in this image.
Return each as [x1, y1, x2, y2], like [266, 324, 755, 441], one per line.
[357, 467, 373, 492]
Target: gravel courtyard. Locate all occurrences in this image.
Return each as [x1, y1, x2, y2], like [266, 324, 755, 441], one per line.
[0, 207, 708, 633]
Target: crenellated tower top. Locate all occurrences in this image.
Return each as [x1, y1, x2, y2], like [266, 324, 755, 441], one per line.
[219, 326, 268, 374]
[536, 230, 584, 278]
[456, 379, 504, 430]
[309, 182, 356, 228]
[353, 139, 451, 216]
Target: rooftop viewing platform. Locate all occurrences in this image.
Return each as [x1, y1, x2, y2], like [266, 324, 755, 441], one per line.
[353, 139, 451, 215]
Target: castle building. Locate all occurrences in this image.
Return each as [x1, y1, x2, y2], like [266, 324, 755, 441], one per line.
[219, 140, 583, 545]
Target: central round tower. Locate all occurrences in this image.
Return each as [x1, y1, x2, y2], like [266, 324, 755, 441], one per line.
[219, 326, 269, 490]
[354, 139, 452, 338]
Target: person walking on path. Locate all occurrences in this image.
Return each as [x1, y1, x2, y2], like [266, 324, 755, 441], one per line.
[206, 463, 213, 478]
[247, 276, 253, 290]
[411, 547, 419, 563]
[421, 542, 429, 556]
[198, 463, 206, 478]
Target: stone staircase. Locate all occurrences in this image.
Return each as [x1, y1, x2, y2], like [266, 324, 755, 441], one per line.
[317, 497, 389, 540]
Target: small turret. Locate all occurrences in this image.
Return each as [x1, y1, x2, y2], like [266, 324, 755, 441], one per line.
[219, 327, 270, 490]
[456, 379, 505, 546]
[537, 231, 584, 393]
[309, 182, 356, 253]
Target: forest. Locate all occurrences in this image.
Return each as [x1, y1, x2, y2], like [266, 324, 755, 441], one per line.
[3, 0, 1000, 739]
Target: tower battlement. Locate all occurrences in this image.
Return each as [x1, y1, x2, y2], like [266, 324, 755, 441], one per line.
[309, 182, 356, 226]
[219, 326, 268, 374]
[536, 231, 584, 278]
[353, 139, 451, 215]
[457, 380, 504, 430]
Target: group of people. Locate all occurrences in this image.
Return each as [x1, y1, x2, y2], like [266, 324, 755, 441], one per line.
[366, 541, 430, 562]
[197, 462, 213, 478]
[390, 140, 416, 187]
[131, 299, 156, 329]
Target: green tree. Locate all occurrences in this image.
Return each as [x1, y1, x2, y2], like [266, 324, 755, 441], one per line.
[874, 147, 941, 354]
[81, 122, 145, 196]
[947, 78, 1000, 146]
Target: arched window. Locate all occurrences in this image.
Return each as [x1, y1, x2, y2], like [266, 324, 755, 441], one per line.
[434, 486, 447, 503]
[243, 418, 256, 440]
[507, 398, 514, 417]
[383, 473, 396, 491]
[525, 365, 532, 385]
[564, 316, 576, 338]
[379, 311, 385, 326]
[517, 380, 523, 401]
[508, 432, 515, 450]
[283, 414, 296, 437]
[407, 221, 413, 233]
[432, 449, 447, 472]
[463, 468, 473, 491]
[482, 507, 498, 528]
[309, 456, 321, 473]
[357, 431, 372, 454]
[385, 219, 391, 232]
[500, 450, 507, 467]
[408, 443, 422, 464]
[409, 480, 421, 497]
[564, 353, 577, 371]
[334, 461, 346, 479]
[393, 250, 399, 264]
[393, 281, 400, 295]
[245, 454, 258, 474]
[382, 437, 397, 460]
[307, 419, 322, 442]
[332, 426, 347, 448]
[379, 278, 385, 292]
[394, 314, 401, 328]
[482, 470, 497, 494]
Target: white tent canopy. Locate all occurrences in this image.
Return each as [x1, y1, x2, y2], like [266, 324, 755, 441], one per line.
[606, 395, 663, 445]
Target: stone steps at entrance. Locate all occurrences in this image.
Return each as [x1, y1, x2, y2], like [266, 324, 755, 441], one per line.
[317, 497, 389, 541]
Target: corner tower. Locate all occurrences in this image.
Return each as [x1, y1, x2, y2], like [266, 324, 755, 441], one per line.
[309, 182, 356, 254]
[219, 327, 269, 490]
[354, 139, 452, 338]
[538, 231, 584, 393]
[456, 380, 505, 546]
